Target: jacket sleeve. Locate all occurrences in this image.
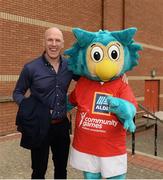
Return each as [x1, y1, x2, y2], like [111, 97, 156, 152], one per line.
[13, 65, 32, 105]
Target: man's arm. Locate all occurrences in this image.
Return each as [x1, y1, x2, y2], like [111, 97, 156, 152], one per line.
[13, 65, 31, 105]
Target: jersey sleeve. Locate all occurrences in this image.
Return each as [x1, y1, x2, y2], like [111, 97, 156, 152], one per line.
[68, 86, 78, 106]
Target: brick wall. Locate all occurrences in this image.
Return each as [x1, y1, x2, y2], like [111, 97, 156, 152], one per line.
[0, 101, 17, 136]
[1, 0, 163, 135]
[103, 0, 124, 30]
[0, 0, 102, 135]
[104, 0, 163, 100]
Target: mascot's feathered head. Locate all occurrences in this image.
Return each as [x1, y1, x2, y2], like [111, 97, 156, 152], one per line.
[64, 28, 142, 82]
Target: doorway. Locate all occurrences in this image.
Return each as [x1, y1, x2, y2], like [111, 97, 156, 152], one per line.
[144, 80, 160, 112]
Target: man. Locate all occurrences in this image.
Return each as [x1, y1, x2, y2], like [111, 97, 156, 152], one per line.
[13, 27, 75, 179]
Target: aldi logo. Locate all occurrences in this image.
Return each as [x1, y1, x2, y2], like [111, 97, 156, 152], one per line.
[92, 92, 112, 115]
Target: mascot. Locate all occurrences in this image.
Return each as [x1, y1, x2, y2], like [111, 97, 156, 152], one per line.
[65, 27, 142, 179]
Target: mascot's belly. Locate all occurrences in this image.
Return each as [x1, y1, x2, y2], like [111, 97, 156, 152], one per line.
[70, 77, 127, 157]
[72, 108, 127, 157]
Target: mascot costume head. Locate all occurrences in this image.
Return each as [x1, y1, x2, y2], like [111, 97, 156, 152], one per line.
[65, 27, 141, 81]
[65, 28, 142, 179]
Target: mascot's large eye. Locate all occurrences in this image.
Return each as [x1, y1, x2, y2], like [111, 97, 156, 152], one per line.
[91, 46, 104, 62]
[108, 45, 120, 61]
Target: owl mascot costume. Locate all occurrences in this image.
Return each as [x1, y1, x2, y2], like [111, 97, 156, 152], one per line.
[65, 27, 142, 179]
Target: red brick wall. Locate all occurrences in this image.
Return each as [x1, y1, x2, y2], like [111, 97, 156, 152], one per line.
[104, 0, 163, 108]
[103, 0, 124, 30]
[0, 102, 17, 136]
[1, 0, 163, 135]
[0, 0, 102, 135]
[0, 0, 102, 74]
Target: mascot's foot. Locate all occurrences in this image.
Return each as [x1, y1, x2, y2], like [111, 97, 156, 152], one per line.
[83, 171, 102, 179]
[83, 172, 126, 180]
[107, 173, 126, 179]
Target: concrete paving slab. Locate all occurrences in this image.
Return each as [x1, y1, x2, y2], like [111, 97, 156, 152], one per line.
[0, 132, 163, 179]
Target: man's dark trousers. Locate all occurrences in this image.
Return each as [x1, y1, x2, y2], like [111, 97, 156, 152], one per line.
[31, 120, 70, 179]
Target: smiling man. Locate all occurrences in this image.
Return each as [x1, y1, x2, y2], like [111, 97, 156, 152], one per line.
[13, 27, 76, 179]
[44, 27, 64, 72]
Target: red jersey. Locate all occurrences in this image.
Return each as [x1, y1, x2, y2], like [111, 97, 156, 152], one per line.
[69, 77, 137, 157]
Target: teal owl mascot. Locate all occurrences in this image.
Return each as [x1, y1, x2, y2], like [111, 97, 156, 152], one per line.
[65, 28, 142, 179]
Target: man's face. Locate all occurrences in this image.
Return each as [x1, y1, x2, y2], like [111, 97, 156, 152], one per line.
[44, 28, 64, 60]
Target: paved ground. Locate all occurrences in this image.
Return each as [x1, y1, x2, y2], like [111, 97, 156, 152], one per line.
[127, 119, 163, 157]
[0, 123, 163, 179]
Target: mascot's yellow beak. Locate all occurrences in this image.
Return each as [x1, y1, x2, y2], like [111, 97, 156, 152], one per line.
[95, 59, 119, 81]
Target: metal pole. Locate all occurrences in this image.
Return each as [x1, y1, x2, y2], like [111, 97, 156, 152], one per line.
[154, 119, 158, 156]
[132, 117, 135, 155]
[122, 0, 126, 29]
[101, 0, 104, 30]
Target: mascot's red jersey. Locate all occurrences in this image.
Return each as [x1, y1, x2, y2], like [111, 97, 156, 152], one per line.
[69, 76, 137, 157]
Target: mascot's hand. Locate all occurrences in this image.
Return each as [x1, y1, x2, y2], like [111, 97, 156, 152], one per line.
[66, 96, 76, 112]
[107, 96, 136, 132]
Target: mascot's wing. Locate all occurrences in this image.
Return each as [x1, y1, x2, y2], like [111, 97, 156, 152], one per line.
[107, 96, 136, 132]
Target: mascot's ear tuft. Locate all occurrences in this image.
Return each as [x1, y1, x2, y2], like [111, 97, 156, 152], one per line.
[72, 28, 95, 47]
[111, 27, 137, 45]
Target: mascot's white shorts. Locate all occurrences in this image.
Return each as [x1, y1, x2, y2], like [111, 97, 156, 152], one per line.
[70, 147, 127, 178]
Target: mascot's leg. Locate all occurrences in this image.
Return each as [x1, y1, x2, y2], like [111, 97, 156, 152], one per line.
[83, 171, 102, 179]
[106, 173, 126, 179]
